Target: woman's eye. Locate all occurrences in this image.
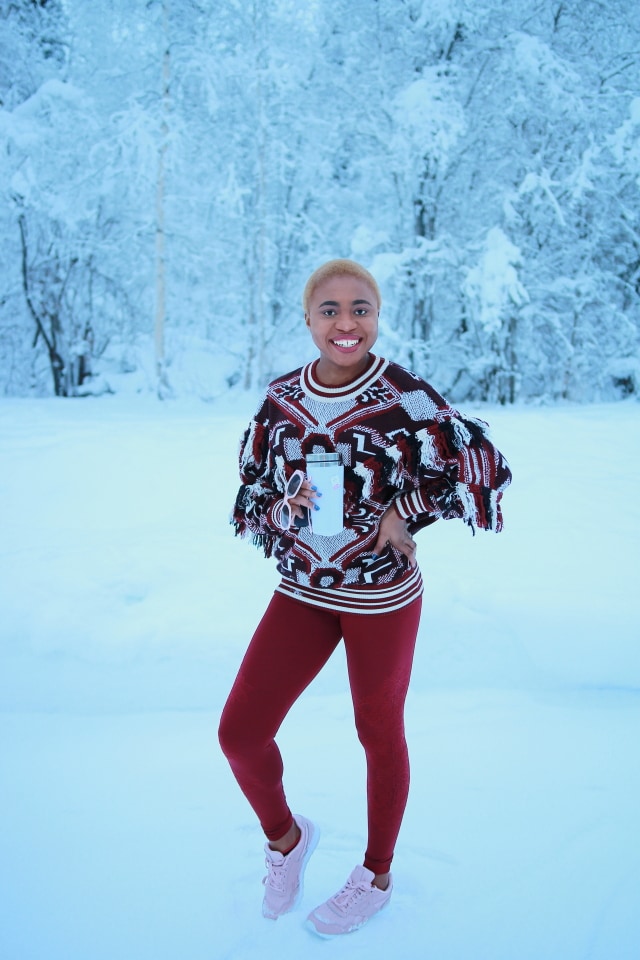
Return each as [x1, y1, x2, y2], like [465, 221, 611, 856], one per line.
[323, 309, 337, 317]
[354, 308, 368, 316]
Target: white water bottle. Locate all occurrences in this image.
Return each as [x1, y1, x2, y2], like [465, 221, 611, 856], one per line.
[306, 452, 344, 536]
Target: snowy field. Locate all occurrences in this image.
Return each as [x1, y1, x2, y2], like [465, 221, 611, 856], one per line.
[1, 395, 639, 960]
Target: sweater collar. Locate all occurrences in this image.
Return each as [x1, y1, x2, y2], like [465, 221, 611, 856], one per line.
[300, 354, 389, 402]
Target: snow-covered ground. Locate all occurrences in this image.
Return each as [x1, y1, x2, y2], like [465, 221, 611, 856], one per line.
[1, 395, 639, 960]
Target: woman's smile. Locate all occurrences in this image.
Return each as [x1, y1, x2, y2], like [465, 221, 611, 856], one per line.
[331, 337, 362, 351]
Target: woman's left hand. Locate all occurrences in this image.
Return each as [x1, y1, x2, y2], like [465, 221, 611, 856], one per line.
[373, 504, 417, 568]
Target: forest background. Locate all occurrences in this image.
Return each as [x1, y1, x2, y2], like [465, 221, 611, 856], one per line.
[1, 0, 639, 405]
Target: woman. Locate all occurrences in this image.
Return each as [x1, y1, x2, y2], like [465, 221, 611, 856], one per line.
[218, 259, 511, 937]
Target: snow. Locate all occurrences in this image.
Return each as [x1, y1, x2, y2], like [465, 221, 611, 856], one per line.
[1, 396, 639, 959]
[393, 73, 465, 158]
[463, 226, 528, 334]
[608, 98, 640, 179]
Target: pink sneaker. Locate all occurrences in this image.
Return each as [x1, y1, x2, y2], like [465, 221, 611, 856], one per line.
[262, 815, 319, 920]
[307, 865, 392, 936]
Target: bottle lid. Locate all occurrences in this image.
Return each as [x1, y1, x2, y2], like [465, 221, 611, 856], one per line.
[305, 452, 342, 464]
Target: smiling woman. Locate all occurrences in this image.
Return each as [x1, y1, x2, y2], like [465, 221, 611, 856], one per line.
[218, 258, 512, 937]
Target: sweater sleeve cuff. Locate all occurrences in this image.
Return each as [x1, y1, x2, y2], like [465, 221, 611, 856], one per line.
[394, 488, 434, 520]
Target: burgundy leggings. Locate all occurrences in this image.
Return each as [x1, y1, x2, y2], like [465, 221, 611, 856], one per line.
[218, 591, 421, 874]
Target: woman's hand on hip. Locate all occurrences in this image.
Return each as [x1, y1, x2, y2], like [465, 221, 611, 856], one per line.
[373, 504, 417, 568]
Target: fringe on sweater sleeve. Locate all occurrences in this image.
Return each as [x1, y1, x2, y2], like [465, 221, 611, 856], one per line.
[396, 412, 512, 534]
[229, 401, 281, 557]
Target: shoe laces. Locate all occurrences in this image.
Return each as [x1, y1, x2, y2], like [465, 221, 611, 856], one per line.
[263, 854, 288, 894]
[331, 877, 370, 913]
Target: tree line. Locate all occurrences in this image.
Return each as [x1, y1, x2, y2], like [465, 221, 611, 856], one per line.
[1, 0, 639, 403]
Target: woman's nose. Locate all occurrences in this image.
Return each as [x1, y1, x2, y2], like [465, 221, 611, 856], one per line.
[335, 312, 357, 329]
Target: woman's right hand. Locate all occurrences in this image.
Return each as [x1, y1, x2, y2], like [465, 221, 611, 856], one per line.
[373, 503, 417, 568]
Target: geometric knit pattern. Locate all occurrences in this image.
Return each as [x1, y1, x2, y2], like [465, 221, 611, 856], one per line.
[232, 354, 512, 613]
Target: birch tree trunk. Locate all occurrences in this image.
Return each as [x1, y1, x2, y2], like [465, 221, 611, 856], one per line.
[243, 0, 267, 390]
[155, 0, 172, 399]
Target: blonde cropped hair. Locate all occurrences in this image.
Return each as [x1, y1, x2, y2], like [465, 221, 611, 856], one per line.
[302, 259, 381, 315]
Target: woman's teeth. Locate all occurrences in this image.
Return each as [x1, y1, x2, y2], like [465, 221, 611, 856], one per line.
[333, 339, 360, 348]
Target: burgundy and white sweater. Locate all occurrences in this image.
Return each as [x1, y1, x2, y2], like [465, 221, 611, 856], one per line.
[232, 354, 512, 614]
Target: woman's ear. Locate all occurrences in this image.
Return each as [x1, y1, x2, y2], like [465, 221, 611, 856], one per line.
[305, 313, 311, 328]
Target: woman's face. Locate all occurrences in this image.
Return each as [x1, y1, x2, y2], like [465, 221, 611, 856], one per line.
[305, 274, 379, 385]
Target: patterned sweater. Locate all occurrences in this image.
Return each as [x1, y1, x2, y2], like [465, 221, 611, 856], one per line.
[232, 354, 512, 614]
